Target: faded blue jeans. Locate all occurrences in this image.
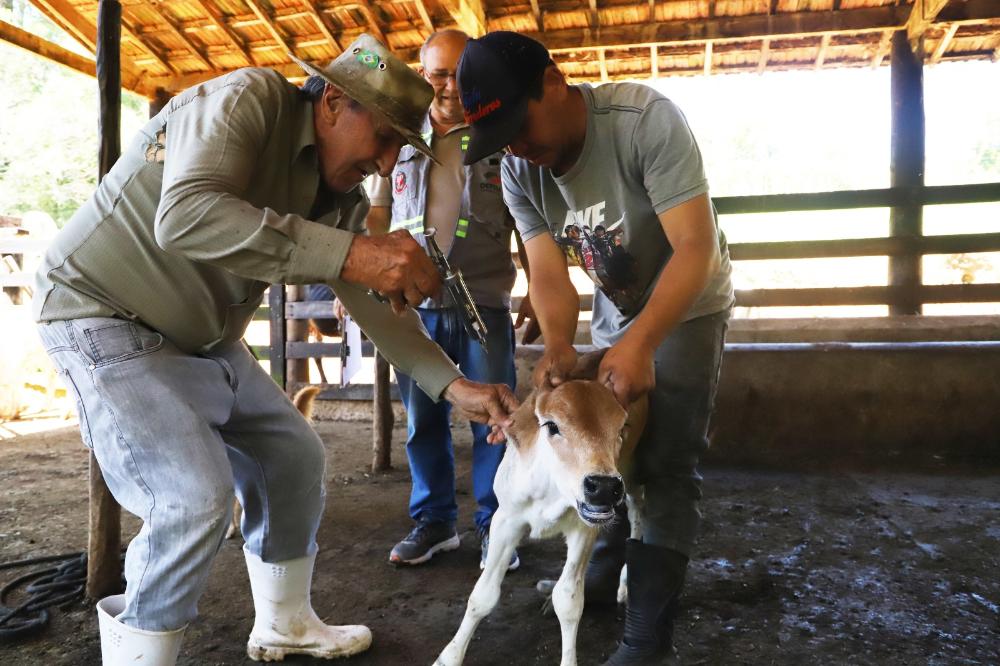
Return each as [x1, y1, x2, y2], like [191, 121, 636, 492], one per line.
[395, 306, 516, 530]
[37, 317, 325, 632]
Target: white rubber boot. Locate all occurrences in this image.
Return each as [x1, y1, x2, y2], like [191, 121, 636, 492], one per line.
[244, 546, 372, 661]
[96, 595, 185, 665]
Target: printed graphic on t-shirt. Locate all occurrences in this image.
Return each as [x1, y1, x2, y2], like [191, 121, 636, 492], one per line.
[556, 201, 640, 313]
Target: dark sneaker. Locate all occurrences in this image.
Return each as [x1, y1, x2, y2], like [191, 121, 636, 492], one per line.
[389, 520, 460, 565]
[479, 526, 520, 571]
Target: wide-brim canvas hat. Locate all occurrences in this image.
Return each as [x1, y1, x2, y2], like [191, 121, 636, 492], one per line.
[291, 34, 438, 163]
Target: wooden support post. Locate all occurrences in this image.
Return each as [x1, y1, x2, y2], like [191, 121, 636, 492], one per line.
[372, 352, 393, 472]
[88, 0, 123, 601]
[286, 286, 309, 390]
[269, 285, 287, 389]
[889, 31, 925, 315]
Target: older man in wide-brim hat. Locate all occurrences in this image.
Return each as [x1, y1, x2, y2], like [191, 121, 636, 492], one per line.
[33, 34, 518, 665]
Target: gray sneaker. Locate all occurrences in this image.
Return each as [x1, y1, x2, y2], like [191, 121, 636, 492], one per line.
[389, 520, 460, 565]
[479, 526, 520, 571]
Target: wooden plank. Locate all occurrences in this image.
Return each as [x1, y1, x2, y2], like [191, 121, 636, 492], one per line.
[87, 454, 121, 600]
[144, 3, 214, 71]
[730, 232, 1000, 261]
[0, 272, 33, 288]
[244, 0, 294, 55]
[531, 6, 910, 53]
[269, 285, 287, 388]
[930, 23, 959, 64]
[589, 0, 599, 29]
[905, 0, 951, 50]
[889, 30, 925, 315]
[871, 28, 893, 68]
[315, 383, 402, 401]
[713, 182, 1000, 214]
[297, 0, 342, 55]
[650, 44, 658, 77]
[286, 286, 309, 389]
[758, 37, 770, 73]
[286, 341, 377, 358]
[529, 0, 542, 31]
[599, 48, 609, 81]
[1, 18, 96, 78]
[414, 0, 435, 33]
[735, 283, 1000, 308]
[815, 32, 831, 68]
[704, 40, 712, 75]
[438, 0, 486, 37]
[29, 0, 97, 53]
[936, 0, 1000, 24]
[189, 0, 253, 65]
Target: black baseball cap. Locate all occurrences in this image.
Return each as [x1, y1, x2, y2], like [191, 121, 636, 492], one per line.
[456, 31, 552, 165]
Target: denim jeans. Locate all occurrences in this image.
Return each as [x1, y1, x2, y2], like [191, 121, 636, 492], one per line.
[635, 308, 731, 557]
[37, 317, 326, 632]
[395, 307, 516, 530]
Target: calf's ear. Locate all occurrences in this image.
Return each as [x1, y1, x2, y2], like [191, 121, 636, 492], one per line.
[505, 392, 539, 449]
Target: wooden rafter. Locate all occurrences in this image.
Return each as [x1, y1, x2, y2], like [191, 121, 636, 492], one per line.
[28, 0, 95, 53]
[815, 32, 831, 68]
[413, 0, 435, 34]
[439, 0, 486, 37]
[708, 0, 715, 19]
[648, 0, 655, 22]
[529, 0, 542, 32]
[142, 3, 214, 71]
[589, 0, 599, 29]
[758, 37, 770, 72]
[244, 0, 294, 56]
[189, 0, 253, 66]
[650, 44, 658, 77]
[532, 6, 910, 53]
[297, 0, 342, 55]
[335, 3, 387, 45]
[929, 23, 959, 63]
[120, 14, 177, 74]
[598, 47, 608, 81]
[871, 28, 894, 68]
[905, 0, 951, 51]
[703, 40, 712, 75]
[1, 18, 96, 77]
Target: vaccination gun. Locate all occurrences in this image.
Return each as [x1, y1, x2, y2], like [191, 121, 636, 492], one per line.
[423, 229, 490, 352]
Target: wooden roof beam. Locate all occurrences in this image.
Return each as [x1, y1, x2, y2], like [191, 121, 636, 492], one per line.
[141, 4, 214, 71]
[439, 0, 486, 37]
[296, 0, 343, 55]
[703, 40, 712, 75]
[871, 28, 894, 68]
[28, 0, 95, 53]
[330, 3, 386, 46]
[598, 47, 608, 81]
[534, 5, 911, 53]
[905, 0, 950, 51]
[244, 0, 295, 56]
[413, 0, 435, 34]
[758, 37, 770, 72]
[650, 44, 658, 77]
[189, 0, 253, 66]
[929, 23, 959, 63]
[589, 0, 599, 29]
[529, 0, 542, 32]
[815, 32, 831, 68]
[120, 14, 178, 74]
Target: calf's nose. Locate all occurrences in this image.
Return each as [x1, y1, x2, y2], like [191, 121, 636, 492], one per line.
[582, 474, 624, 507]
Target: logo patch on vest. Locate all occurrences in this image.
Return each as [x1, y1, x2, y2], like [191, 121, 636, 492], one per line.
[479, 171, 502, 193]
[394, 171, 407, 194]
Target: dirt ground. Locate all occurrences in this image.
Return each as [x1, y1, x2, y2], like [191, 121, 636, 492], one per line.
[1, 417, 998, 666]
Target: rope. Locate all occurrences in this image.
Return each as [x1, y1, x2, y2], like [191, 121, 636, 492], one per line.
[0, 551, 121, 642]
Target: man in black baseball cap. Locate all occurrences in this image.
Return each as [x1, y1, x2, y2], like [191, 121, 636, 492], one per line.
[457, 31, 735, 666]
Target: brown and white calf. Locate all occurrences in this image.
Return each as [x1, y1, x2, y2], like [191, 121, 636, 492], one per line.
[435, 353, 648, 666]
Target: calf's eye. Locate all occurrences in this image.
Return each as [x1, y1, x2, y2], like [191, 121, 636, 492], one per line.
[542, 421, 560, 437]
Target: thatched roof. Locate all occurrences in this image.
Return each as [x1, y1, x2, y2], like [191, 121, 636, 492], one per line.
[4, 0, 999, 96]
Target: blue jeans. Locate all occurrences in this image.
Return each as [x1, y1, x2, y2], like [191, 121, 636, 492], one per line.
[37, 317, 326, 632]
[395, 307, 516, 530]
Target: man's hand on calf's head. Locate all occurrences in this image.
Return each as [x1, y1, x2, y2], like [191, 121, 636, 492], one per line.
[341, 230, 441, 313]
[444, 378, 519, 443]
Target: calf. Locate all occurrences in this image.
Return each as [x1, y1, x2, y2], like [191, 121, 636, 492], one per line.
[435, 352, 647, 666]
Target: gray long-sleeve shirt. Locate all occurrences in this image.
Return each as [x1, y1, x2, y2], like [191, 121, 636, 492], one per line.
[34, 67, 461, 399]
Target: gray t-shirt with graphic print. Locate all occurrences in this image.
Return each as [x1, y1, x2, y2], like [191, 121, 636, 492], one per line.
[502, 82, 734, 347]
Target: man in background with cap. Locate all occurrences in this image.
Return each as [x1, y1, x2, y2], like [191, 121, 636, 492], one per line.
[457, 32, 734, 665]
[364, 29, 531, 572]
[34, 34, 517, 664]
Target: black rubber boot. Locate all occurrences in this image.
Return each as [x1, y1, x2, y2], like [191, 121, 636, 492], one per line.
[602, 539, 688, 666]
[536, 503, 629, 607]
